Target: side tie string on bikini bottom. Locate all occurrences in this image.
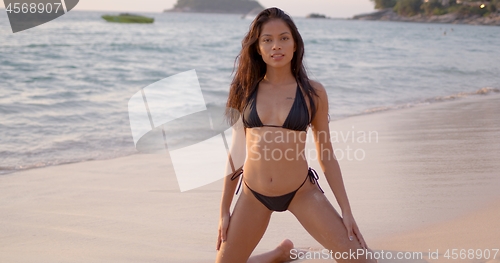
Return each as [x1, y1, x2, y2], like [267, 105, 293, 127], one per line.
[307, 167, 324, 193]
[230, 168, 244, 195]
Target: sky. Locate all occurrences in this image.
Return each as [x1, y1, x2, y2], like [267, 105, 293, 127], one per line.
[1, 0, 376, 18]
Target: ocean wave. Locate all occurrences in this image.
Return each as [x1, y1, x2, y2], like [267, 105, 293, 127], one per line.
[335, 38, 362, 43]
[0, 149, 138, 175]
[0, 159, 85, 175]
[360, 87, 500, 115]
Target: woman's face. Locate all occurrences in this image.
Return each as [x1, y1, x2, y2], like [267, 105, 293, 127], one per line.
[257, 19, 296, 69]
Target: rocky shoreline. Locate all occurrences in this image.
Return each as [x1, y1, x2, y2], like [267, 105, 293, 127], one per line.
[164, 0, 264, 15]
[164, 7, 263, 14]
[352, 8, 500, 26]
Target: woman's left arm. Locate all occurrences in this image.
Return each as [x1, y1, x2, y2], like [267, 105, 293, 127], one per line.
[309, 80, 368, 249]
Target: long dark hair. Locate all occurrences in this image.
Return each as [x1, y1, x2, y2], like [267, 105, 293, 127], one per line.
[226, 7, 318, 125]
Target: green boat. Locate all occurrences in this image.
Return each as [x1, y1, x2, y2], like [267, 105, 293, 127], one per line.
[101, 13, 154, 24]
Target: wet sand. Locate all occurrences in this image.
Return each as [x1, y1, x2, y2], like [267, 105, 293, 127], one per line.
[1, 93, 499, 263]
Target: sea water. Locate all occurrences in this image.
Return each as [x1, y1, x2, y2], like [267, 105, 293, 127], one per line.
[1, 10, 499, 174]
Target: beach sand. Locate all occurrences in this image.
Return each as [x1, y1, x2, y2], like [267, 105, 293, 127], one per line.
[1, 93, 499, 263]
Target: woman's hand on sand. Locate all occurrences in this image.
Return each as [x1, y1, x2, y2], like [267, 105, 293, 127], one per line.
[342, 212, 368, 249]
[216, 212, 230, 251]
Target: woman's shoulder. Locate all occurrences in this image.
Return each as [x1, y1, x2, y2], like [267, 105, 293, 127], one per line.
[307, 79, 327, 97]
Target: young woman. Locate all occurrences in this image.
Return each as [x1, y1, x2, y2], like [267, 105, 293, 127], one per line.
[216, 7, 376, 263]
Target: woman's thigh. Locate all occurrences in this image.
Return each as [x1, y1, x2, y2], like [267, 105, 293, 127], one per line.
[216, 187, 273, 263]
[288, 183, 375, 263]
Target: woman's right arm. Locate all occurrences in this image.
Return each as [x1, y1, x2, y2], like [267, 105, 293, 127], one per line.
[217, 117, 246, 250]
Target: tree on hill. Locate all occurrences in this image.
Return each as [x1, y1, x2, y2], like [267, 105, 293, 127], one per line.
[394, 0, 424, 16]
[371, 0, 398, 9]
[372, 0, 499, 17]
[421, 0, 446, 15]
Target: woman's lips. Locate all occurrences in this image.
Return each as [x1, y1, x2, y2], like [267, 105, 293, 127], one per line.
[271, 54, 284, 61]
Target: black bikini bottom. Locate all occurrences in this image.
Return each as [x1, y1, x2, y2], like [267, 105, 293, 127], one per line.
[231, 167, 324, 212]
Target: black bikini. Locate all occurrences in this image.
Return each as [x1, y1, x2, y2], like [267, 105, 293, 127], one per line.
[232, 83, 324, 212]
[242, 83, 311, 132]
[231, 167, 324, 212]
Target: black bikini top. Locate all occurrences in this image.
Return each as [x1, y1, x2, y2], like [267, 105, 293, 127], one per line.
[242, 83, 311, 132]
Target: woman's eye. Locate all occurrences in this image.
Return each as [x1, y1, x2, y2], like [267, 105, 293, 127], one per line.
[282, 37, 289, 41]
[263, 39, 271, 43]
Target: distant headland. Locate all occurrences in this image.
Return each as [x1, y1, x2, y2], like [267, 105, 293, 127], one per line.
[353, 0, 500, 26]
[164, 0, 264, 14]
